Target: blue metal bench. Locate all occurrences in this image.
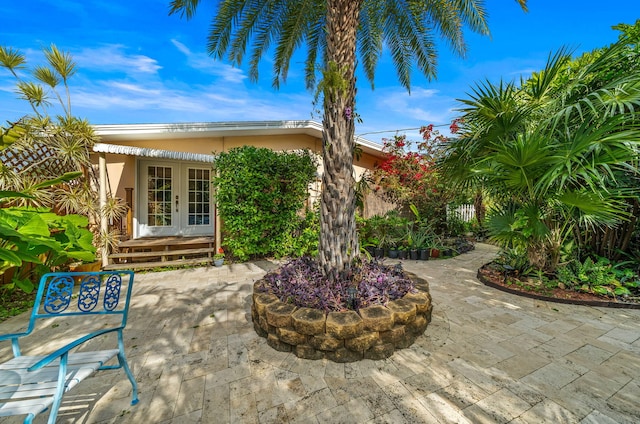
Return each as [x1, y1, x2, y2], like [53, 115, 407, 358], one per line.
[0, 270, 139, 423]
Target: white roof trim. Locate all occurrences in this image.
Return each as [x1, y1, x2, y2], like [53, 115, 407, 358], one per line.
[93, 143, 215, 163]
[93, 120, 384, 156]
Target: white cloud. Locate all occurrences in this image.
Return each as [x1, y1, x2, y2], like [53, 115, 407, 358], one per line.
[171, 39, 247, 83]
[66, 71, 313, 124]
[75, 45, 162, 75]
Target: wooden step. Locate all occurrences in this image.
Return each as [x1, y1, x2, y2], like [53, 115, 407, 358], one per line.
[104, 257, 213, 271]
[109, 236, 218, 271]
[118, 236, 215, 249]
[109, 247, 215, 260]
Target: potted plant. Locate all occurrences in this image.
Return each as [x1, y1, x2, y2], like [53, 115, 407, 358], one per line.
[406, 227, 424, 260]
[363, 215, 387, 258]
[431, 237, 445, 258]
[412, 224, 434, 261]
[213, 248, 225, 267]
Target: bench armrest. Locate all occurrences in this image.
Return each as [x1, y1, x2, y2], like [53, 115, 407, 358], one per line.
[0, 331, 30, 341]
[0, 332, 31, 357]
[27, 327, 123, 372]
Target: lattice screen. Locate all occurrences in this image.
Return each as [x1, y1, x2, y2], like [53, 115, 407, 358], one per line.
[0, 142, 78, 179]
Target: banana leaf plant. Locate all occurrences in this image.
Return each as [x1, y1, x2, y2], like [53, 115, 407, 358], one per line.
[1, 172, 95, 293]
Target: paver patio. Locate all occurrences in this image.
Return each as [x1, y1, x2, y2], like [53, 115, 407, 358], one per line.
[1, 243, 639, 423]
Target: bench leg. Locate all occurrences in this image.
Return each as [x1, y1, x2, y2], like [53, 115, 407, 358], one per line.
[118, 332, 139, 405]
[47, 353, 69, 424]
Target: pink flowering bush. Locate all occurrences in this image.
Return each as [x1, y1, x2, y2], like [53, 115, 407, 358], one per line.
[371, 123, 460, 231]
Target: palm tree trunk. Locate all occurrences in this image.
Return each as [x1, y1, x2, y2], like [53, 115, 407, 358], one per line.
[319, 0, 362, 280]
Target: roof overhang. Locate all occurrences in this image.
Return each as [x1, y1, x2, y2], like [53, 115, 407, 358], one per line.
[93, 143, 215, 163]
[93, 120, 384, 158]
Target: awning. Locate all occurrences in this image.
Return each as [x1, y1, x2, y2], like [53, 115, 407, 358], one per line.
[93, 143, 215, 163]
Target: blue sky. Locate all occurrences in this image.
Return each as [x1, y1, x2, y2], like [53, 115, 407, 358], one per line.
[1, 1, 638, 144]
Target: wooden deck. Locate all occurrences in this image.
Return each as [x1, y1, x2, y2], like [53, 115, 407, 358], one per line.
[105, 236, 217, 271]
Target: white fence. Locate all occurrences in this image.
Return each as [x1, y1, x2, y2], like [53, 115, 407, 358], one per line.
[447, 204, 475, 222]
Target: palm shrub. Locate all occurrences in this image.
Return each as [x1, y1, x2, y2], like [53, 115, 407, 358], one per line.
[439, 24, 640, 273]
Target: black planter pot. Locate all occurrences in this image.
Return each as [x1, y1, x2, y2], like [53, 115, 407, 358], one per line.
[410, 249, 419, 260]
[398, 250, 407, 259]
[388, 249, 399, 259]
[420, 249, 430, 260]
[365, 246, 375, 256]
[374, 248, 385, 258]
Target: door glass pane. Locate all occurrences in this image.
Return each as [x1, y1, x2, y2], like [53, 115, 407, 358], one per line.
[187, 167, 210, 227]
[147, 166, 172, 226]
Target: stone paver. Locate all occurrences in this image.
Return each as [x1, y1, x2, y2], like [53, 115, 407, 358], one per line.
[1, 244, 639, 423]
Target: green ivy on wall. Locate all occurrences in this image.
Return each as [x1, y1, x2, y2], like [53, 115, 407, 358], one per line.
[213, 146, 318, 260]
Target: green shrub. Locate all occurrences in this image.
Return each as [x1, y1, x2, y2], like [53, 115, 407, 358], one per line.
[279, 208, 320, 258]
[214, 146, 317, 260]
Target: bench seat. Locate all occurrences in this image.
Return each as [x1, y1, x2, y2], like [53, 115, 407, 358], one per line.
[0, 349, 119, 417]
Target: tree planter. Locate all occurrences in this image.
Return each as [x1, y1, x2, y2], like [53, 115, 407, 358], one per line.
[374, 248, 385, 258]
[251, 274, 432, 362]
[398, 250, 407, 260]
[409, 250, 419, 260]
[213, 259, 224, 267]
[387, 249, 399, 259]
[430, 248, 440, 258]
[419, 250, 430, 260]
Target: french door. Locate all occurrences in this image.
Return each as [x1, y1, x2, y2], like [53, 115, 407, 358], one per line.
[137, 160, 214, 237]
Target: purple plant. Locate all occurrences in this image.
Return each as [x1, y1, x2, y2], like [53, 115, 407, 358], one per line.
[256, 256, 416, 313]
[344, 106, 352, 121]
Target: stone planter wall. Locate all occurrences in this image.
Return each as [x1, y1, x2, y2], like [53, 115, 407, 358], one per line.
[251, 276, 432, 362]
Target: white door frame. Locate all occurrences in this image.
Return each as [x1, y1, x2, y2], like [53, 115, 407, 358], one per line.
[136, 159, 214, 238]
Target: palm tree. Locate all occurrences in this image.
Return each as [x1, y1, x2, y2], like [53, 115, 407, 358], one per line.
[169, 0, 528, 279]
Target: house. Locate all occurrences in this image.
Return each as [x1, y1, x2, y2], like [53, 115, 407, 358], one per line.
[92, 120, 388, 268]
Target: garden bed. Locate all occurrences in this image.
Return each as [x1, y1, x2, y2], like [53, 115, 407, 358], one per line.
[478, 262, 640, 309]
[251, 273, 432, 362]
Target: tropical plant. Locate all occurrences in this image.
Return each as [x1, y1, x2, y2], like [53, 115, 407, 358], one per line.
[555, 256, 640, 299]
[439, 23, 640, 273]
[169, 0, 528, 280]
[0, 174, 96, 293]
[0, 45, 127, 260]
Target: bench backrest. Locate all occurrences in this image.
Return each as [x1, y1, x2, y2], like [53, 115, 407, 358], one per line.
[24, 270, 135, 336]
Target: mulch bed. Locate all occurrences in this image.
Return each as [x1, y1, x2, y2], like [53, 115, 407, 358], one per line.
[478, 262, 640, 309]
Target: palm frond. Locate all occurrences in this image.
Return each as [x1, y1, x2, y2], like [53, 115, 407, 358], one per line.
[0, 46, 26, 77]
[358, 0, 384, 88]
[168, 0, 202, 19]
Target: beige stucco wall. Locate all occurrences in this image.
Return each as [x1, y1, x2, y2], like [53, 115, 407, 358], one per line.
[97, 133, 382, 202]
[92, 130, 388, 244]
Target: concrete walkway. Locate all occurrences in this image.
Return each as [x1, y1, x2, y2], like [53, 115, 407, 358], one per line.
[1, 243, 639, 423]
